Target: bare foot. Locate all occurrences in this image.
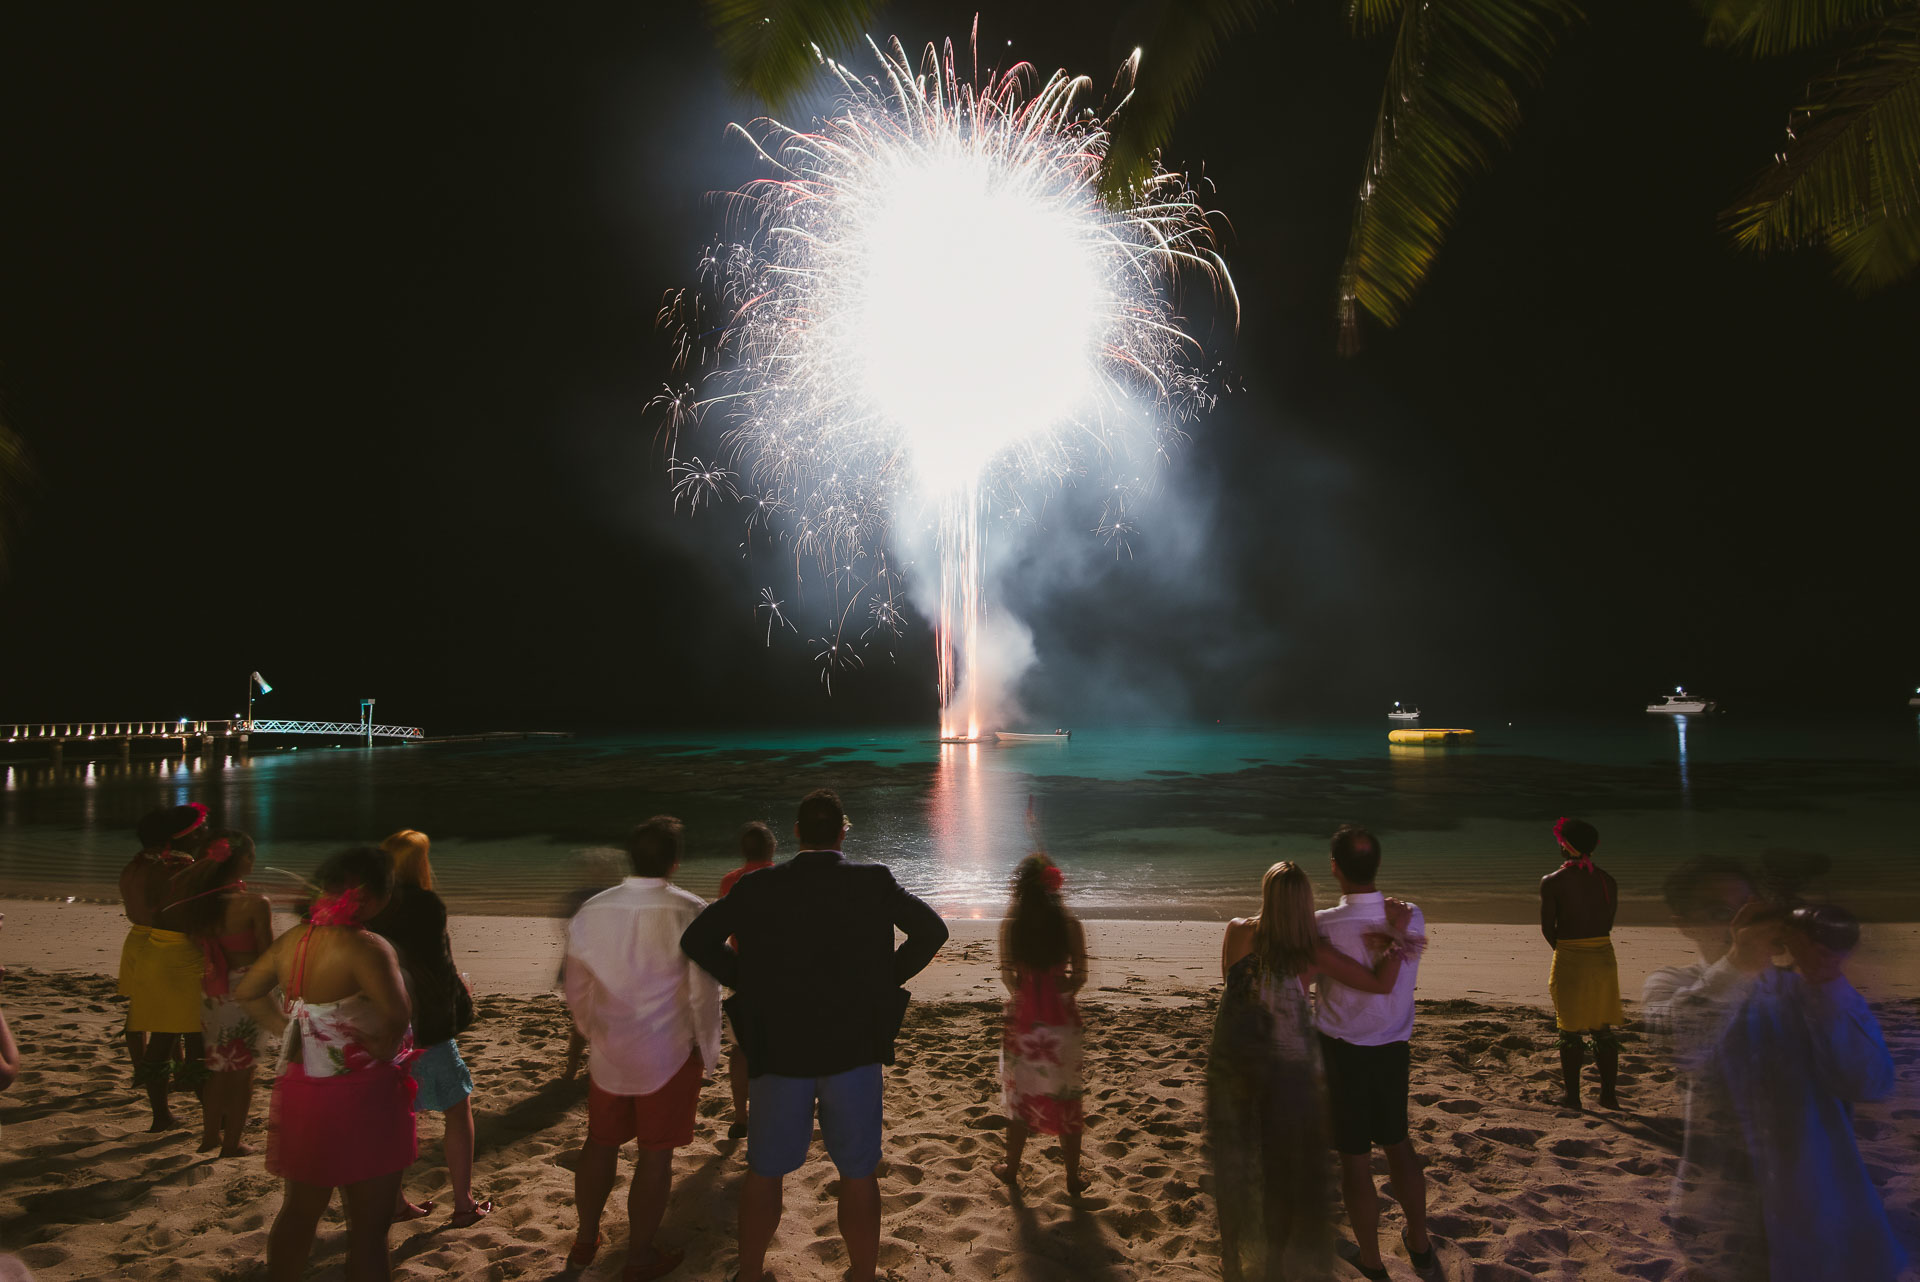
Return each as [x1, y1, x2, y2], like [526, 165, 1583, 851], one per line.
[1065, 1170, 1088, 1199]
[991, 1161, 1018, 1187]
[219, 1143, 258, 1158]
[148, 1112, 180, 1133]
[197, 1134, 221, 1153]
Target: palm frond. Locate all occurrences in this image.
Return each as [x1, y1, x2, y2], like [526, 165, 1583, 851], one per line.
[1699, 0, 1899, 57]
[1350, 0, 1409, 37]
[1101, 0, 1278, 200]
[1337, 0, 1582, 349]
[1723, 15, 1920, 292]
[704, 0, 882, 110]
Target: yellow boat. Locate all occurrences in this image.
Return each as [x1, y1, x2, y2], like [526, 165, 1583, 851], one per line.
[1388, 727, 1475, 744]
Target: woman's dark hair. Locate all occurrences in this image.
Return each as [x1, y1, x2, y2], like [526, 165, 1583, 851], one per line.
[313, 845, 394, 901]
[1004, 854, 1072, 971]
[170, 830, 255, 940]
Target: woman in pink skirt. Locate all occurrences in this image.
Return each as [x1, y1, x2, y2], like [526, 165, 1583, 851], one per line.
[993, 853, 1090, 1196]
[235, 846, 415, 1282]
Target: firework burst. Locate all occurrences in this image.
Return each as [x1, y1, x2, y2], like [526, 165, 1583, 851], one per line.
[657, 31, 1233, 736]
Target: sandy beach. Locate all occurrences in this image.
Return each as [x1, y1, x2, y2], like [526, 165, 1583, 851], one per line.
[2, 900, 1916, 1280]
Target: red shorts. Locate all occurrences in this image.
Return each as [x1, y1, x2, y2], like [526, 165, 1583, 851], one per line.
[587, 1050, 703, 1150]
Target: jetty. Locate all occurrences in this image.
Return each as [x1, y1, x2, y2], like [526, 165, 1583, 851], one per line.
[3, 717, 426, 764]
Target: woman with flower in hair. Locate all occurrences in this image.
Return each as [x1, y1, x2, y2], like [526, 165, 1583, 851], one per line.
[993, 853, 1089, 1195]
[161, 830, 272, 1156]
[235, 846, 415, 1282]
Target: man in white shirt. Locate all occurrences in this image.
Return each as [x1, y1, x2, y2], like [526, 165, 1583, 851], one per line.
[1314, 825, 1436, 1281]
[562, 816, 720, 1281]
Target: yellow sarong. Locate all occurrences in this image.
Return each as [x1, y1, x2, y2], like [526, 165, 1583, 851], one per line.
[117, 924, 151, 998]
[1549, 936, 1624, 1031]
[125, 927, 205, 1033]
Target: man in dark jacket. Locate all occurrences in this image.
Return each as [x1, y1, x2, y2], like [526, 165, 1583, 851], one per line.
[681, 788, 948, 1282]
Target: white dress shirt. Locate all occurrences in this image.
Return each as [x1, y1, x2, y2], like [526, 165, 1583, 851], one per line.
[1314, 891, 1424, 1046]
[564, 877, 721, 1096]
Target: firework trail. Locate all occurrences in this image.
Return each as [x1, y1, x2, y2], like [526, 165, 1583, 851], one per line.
[656, 30, 1233, 737]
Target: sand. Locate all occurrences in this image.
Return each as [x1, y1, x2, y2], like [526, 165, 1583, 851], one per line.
[1, 900, 1917, 1280]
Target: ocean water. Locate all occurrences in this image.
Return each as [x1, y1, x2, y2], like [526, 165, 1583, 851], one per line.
[2, 718, 1916, 923]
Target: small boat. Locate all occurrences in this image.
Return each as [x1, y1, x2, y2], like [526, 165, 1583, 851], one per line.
[1388, 702, 1422, 722]
[1388, 727, 1474, 744]
[1910, 687, 1920, 708]
[995, 730, 1071, 742]
[1647, 687, 1715, 715]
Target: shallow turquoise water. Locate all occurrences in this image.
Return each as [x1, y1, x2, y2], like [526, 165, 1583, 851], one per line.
[2, 718, 1916, 922]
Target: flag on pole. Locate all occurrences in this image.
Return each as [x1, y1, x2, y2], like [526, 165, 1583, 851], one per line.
[252, 672, 273, 694]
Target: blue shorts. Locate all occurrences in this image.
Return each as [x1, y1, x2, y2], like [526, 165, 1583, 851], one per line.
[410, 1038, 474, 1113]
[747, 1064, 883, 1179]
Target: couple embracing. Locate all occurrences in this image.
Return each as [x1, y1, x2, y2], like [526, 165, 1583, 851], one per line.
[1209, 825, 1440, 1282]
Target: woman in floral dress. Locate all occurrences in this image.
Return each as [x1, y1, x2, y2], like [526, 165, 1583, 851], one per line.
[994, 853, 1089, 1195]
[162, 830, 272, 1156]
[1207, 862, 1412, 1282]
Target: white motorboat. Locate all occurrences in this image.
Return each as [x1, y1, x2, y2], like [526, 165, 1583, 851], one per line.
[1647, 686, 1715, 715]
[1388, 702, 1422, 722]
[995, 730, 1071, 742]
[1910, 687, 1920, 708]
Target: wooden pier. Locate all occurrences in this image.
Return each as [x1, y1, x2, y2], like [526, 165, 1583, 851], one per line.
[3, 718, 426, 763]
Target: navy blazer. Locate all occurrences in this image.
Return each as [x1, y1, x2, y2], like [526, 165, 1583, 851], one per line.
[680, 849, 948, 1077]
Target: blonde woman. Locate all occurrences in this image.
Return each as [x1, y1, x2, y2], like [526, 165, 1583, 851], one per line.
[1206, 862, 1411, 1282]
[366, 830, 491, 1227]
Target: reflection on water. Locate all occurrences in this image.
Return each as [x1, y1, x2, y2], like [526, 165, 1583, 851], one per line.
[3, 722, 1918, 922]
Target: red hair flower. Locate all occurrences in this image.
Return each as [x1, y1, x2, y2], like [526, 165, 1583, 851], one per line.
[1041, 864, 1065, 893]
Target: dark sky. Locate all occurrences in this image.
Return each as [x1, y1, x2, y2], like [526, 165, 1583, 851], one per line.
[1, 2, 1914, 733]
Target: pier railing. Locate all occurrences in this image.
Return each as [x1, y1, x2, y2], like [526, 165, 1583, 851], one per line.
[4, 719, 425, 745]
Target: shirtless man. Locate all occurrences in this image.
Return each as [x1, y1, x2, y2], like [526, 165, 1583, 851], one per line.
[117, 804, 207, 1068]
[1539, 817, 1623, 1108]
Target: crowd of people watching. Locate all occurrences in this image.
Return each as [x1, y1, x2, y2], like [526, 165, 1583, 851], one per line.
[0, 793, 1900, 1281]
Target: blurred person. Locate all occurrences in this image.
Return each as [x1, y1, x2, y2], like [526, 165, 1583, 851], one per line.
[163, 830, 272, 1156]
[1538, 817, 1624, 1109]
[236, 846, 416, 1282]
[366, 830, 491, 1227]
[126, 803, 215, 1131]
[116, 804, 204, 1072]
[556, 848, 625, 1082]
[993, 853, 1088, 1195]
[1661, 900, 1906, 1281]
[561, 817, 718, 1280]
[1315, 826, 1438, 1281]
[681, 788, 948, 1282]
[1210, 861, 1413, 1282]
[717, 820, 778, 1139]
[1, 915, 20, 1094]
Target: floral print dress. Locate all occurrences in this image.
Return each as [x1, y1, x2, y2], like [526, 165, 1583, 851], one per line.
[1000, 962, 1084, 1136]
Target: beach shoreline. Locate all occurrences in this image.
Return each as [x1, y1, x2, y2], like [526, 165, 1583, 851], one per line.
[7, 897, 1919, 1007]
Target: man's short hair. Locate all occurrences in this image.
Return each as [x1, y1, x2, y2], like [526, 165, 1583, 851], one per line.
[1662, 856, 1753, 919]
[740, 820, 777, 862]
[795, 788, 846, 849]
[626, 815, 684, 877]
[1331, 824, 1381, 885]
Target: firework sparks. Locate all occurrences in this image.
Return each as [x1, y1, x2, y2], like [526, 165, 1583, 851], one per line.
[658, 32, 1232, 735]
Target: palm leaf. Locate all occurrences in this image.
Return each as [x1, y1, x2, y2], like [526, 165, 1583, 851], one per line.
[1101, 0, 1278, 200]
[1699, 0, 1901, 57]
[1351, 0, 1408, 37]
[1337, 0, 1581, 349]
[1723, 15, 1920, 292]
[704, 0, 882, 109]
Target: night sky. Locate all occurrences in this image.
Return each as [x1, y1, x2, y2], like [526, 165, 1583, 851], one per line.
[1, 2, 1914, 734]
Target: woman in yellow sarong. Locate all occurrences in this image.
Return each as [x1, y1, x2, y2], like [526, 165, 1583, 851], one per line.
[1540, 818, 1623, 1109]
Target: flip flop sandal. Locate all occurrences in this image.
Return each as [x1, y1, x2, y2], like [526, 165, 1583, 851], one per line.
[395, 1199, 436, 1222]
[566, 1233, 601, 1270]
[449, 1199, 494, 1228]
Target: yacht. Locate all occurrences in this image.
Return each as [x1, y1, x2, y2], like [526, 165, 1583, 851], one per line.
[1388, 702, 1422, 722]
[1647, 687, 1715, 715]
[995, 729, 1070, 742]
